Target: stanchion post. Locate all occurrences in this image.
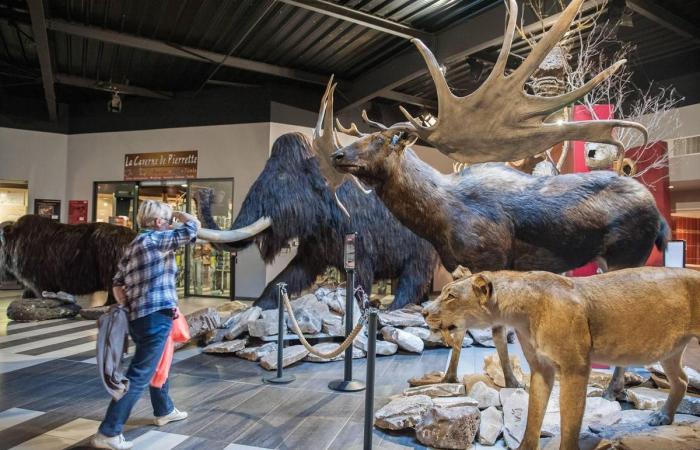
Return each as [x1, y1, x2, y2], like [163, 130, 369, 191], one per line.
[329, 233, 365, 392]
[363, 308, 378, 450]
[343, 265, 354, 380]
[263, 283, 295, 384]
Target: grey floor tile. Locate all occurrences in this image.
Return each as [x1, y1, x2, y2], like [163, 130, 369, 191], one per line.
[172, 436, 231, 450]
[277, 416, 349, 450]
[326, 419, 384, 450]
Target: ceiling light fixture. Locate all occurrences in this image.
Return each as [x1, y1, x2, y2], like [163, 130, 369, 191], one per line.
[108, 90, 122, 113]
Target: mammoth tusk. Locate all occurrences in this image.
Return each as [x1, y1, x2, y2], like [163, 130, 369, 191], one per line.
[197, 217, 272, 243]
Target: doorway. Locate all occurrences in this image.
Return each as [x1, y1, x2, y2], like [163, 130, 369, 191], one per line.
[92, 178, 235, 299]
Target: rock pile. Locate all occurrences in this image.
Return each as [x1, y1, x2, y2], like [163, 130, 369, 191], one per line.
[181, 283, 507, 371]
[374, 352, 700, 449]
[7, 297, 81, 321]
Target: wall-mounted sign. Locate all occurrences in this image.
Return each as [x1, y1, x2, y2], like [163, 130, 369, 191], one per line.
[68, 200, 88, 224]
[124, 150, 198, 181]
[34, 199, 61, 221]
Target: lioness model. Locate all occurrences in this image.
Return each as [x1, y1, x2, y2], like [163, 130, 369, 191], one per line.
[424, 268, 700, 450]
[321, 0, 665, 396]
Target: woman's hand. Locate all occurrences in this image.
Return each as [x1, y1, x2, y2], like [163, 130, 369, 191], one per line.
[173, 211, 201, 229]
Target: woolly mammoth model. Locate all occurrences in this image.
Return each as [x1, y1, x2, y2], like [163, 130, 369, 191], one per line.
[196, 132, 438, 310]
[0, 215, 135, 303]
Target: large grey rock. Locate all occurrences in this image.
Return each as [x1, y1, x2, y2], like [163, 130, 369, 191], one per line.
[304, 342, 365, 362]
[235, 342, 277, 361]
[8, 298, 81, 321]
[354, 327, 398, 355]
[248, 309, 286, 337]
[541, 385, 621, 437]
[79, 305, 110, 320]
[259, 345, 308, 370]
[374, 395, 434, 430]
[469, 328, 495, 347]
[185, 307, 221, 342]
[626, 387, 700, 416]
[648, 363, 700, 392]
[378, 309, 427, 327]
[315, 286, 345, 314]
[470, 381, 501, 409]
[403, 326, 431, 341]
[502, 388, 529, 449]
[224, 306, 262, 340]
[381, 326, 424, 353]
[589, 409, 700, 450]
[433, 396, 480, 408]
[588, 370, 648, 389]
[322, 312, 345, 336]
[203, 338, 247, 354]
[484, 353, 526, 388]
[404, 383, 466, 398]
[290, 293, 330, 334]
[416, 405, 480, 449]
[217, 301, 249, 326]
[202, 328, 227, 346]
[479, 406, 503, 446]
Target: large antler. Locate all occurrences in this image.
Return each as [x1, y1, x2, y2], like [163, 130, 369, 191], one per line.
[312, 76, 371, 217]
[400, 0, 648, 166]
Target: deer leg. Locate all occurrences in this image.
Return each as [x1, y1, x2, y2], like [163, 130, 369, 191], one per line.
[494, 325, 522, 388]
[649, 350, 688, 426]
[603, 366, 626, 401]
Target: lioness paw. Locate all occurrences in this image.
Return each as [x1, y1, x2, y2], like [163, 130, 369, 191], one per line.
[648, 410, 672, 426]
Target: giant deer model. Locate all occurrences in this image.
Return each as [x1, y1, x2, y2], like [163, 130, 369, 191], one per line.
[314, 0, 666, 397]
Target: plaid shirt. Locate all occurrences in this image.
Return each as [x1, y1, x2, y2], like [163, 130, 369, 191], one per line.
[113, 221, 198, 321]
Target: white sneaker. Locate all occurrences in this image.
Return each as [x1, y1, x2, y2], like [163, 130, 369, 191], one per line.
[154, 407, 188, 426]
[91, 432, 133, 450]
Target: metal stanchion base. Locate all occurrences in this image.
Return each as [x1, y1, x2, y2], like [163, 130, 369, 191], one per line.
[328, 379, 366, 392]
[263, 374, 296, 384]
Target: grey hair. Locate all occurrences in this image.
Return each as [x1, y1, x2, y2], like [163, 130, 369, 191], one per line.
[137, 200, 172, 228]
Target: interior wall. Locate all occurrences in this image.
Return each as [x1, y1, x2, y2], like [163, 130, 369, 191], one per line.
[0, 127, 69, 220]
[65, 123, 271, 298]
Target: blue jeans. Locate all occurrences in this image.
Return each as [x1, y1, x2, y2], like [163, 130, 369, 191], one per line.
[99, 309, 174, 437]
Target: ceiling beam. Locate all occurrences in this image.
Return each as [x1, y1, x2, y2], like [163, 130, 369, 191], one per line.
[379, 90, 437, 110]
[339, 0, 607, 113]
[626, 0, 700, 45]
[275, 0, 433, 41]
[26, 0, 56, 121]
[54, 73, 173, 99]
[45, 18, 329, 86]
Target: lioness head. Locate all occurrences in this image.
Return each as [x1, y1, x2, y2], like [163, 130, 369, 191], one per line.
[424, 272, 495, 332]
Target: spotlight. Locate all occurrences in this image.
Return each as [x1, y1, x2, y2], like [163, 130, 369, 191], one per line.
[108, 91, 122, 113]
[420, 112, 437, 127]
[620, 6, 634, 27]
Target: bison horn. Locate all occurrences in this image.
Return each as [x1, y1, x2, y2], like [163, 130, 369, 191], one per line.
[197, 217, 272, 243]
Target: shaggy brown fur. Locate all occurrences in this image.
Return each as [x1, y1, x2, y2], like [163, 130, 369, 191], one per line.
[0, 215, 135, 303]
[425, 268, 700, 450]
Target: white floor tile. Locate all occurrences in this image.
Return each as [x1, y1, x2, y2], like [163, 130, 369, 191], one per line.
[0, 321, 90, 344]
[132, 430, 189, 450]
[44, 418, 100, 440]
[0, 408, 44, 432]
[8, 435, 76, 450]
[224, 444, 274, 450]
[4, 329, 97, 353]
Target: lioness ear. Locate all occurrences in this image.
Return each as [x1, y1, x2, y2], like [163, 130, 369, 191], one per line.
[472, 274, 493, 306]
[451, 265, 472, 281]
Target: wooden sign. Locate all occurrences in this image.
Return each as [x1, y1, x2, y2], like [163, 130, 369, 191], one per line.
[124, 150, 198, 181]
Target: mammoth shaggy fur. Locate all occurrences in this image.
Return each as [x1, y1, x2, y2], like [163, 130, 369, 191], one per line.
[0, 215, 135, 302]
[196, 132, 438, 310]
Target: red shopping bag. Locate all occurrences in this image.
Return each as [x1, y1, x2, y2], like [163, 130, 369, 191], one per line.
[151, 308, 190, 388]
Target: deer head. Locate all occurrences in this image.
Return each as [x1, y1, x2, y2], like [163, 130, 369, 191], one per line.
[330, 111, 418, 183]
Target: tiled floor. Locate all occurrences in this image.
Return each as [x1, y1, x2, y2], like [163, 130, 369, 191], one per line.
[0, 292, 455, 449]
